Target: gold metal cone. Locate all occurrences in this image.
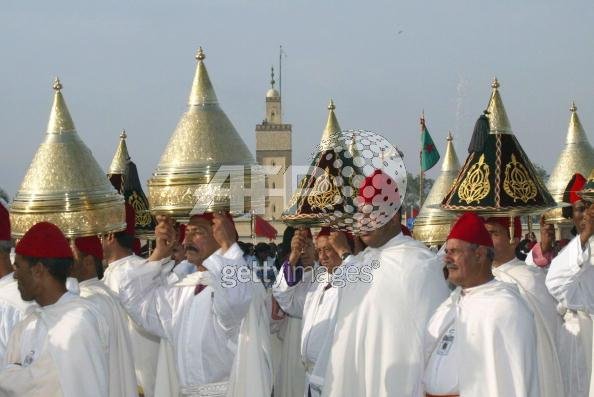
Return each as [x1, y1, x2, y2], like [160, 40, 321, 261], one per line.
[108, 129, 130, 176]
[441, 79, 556, 216]
[486, 77, 513, 135]
[148, 48, 261, 220]
[413, 133, 461, 245]
[546, 102, 594, 223]
[9, 80, 125, 238]
[321, 99, 341, 143]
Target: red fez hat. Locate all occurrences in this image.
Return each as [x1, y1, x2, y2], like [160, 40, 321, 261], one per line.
[189, 212, 238, 239]
[75, 236, 103, 260]
[189, 212, 234, 225]
[316, 227, 332, 239]
[447, 213, 493, 247]
[0, 203, 10, 241]
[316, 226, 354, 247]
[124, 203, 136, 236]
[15, 222, 73, 259]
[564, 173, 587, 205]
[484, 216, 522, 239]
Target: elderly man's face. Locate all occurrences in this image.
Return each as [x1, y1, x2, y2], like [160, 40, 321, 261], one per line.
[316, 236, 342, 271]
[444, 238, 485, 288]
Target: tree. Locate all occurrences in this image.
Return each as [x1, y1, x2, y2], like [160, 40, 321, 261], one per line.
[403, 172, 434, 212]
[533, 163, 550, 185]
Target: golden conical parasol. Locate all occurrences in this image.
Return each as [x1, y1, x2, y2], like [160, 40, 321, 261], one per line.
[10, 78, 125, 238]
[545, 102, 594, 223]
[413, 132, 461, 245]
[148, 48, 262, 221]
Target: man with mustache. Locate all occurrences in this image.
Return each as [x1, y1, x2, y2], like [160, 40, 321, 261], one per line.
[424, 212, 539, 397]
[118, 213, 260, 396]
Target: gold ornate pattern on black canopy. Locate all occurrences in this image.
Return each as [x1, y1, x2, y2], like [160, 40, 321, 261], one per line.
[441, 79, 556, 216]
[281, 100, 344, 227]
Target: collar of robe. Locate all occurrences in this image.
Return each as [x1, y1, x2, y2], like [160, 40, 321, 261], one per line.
[175, 270, 212, 288]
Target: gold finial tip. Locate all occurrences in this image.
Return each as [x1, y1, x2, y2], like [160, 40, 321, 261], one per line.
[53, 77, 62, 91]
[447, 131, 453, 141]
[328, 99, 335, 110]
[570, 101, 577, 112]
[120, 129, 127, 139]
[491, 77, 500, 89]
[196, 47, 205, 61]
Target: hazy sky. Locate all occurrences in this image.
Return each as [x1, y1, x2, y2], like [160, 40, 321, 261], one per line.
[2, 0, 594, 198]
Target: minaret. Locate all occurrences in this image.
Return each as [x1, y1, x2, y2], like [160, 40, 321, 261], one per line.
[256, 66, 292, 220]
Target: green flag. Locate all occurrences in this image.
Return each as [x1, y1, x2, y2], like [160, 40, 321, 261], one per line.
[420, 118, 440, 172]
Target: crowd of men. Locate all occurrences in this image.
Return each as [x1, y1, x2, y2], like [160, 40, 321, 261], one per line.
[1, 171, 594, 397]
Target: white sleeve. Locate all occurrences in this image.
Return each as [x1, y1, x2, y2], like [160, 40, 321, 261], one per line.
[546, 236, 594, 313]
[119, 258, 188, 340]
[525, 249, 537, 267]
[204, 243, 253, 333]
[271, 263, 314, 318]
[0, 305, 24, 364]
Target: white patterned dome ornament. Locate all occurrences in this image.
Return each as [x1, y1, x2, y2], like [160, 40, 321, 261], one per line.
[306, 129, 407, 234]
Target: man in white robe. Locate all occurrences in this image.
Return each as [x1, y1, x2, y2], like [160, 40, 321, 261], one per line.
[424, 212, 540, 397]
[546, 202, 594, 397]
[0, 222, 109, 397]
[102, 203, 159, 396]
[322, 212, 450, 396]
[484, 216, 565, 396]
[70, 235, 138, 396]
[544, 172, 594, 397]
[273, 228, 343, 396]
[0, 203, 32, 363]
[119, 213, 261, 397]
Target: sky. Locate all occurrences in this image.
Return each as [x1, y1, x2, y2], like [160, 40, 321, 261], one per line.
[1, 0, 594, 198]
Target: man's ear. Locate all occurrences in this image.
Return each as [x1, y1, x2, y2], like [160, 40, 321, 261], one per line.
[475, 245, 487, 261]
[30, 261, 45, 279]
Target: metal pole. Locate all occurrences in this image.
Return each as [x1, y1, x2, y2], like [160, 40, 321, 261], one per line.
[279, 45, 283, 100]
